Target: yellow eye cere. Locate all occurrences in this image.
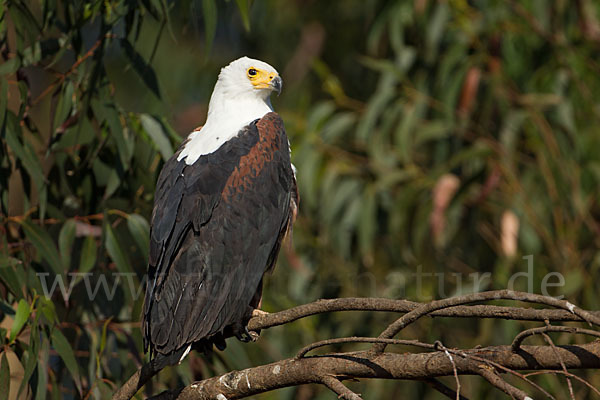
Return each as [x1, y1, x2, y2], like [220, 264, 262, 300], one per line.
[247, 67, 280, 90]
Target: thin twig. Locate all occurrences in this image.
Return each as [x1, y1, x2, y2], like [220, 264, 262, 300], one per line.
[476, 366, 531, 400]
[434, 341, 462, 400]
[296, 337, 434, 359]
[425, 379, 470, 400]
[541, 330, 575, 400]
[321, 376, 361, 400]
[440, 344, 555, 399]
[32, 35, 112, 106]
[372, 290, 600, 354]
[524, 370, 600, 397]
[511, 325, 600, 352]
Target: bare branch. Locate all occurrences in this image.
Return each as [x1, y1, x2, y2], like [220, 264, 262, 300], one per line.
[541, 331, 575, 400]
[246, 297, 600, 333]
[111, 361, 159, 400]
[424, 378, 470, 400]
[511, 325, 600, 352]
[296, 337, 435, 359]
[434, 341, 462, 400]
[372, 290, 600, 353]
[161, 342, 600, 399]
[476, 366, 533, 400]
[321, 376, 361, 400]
[525, 370, 600, 397]
[113, 293, 600, 400]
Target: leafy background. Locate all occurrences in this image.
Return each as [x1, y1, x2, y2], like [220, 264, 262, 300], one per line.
[1, 0, 600, 398]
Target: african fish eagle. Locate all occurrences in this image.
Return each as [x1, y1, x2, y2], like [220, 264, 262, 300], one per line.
[142, 57, 298, 368]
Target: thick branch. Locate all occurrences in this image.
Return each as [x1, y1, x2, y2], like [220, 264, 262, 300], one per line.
[113, 295, 600, 399]
[158, 341, 600, 399]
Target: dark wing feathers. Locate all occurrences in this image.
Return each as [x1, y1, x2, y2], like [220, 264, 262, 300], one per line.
[143, 112, 295, 361]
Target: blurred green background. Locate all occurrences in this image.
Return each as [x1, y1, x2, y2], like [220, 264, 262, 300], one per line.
[1, 0, 600, 398]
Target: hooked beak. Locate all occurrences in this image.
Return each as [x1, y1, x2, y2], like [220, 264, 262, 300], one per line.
[271, 75, 282, 96]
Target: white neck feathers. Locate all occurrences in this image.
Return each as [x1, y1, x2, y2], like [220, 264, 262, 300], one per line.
[177, 62, 275, 165]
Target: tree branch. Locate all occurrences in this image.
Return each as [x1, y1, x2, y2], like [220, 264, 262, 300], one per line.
[112, 292, 600, 399]
[476, 366, 532, 400]
[155, 341, 600, 399]
[246, 297, 600, 333]
[511, 325, 600, 352]
[320, 376, 361, 400]
[372, 290, 600, 353]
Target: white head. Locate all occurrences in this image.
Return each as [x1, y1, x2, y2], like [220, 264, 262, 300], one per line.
[211, 56, 282, 106]
[178, 57, 282, 164]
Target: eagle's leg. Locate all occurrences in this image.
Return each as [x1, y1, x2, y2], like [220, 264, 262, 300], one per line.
[232, 280, 265, 342]
[233, 325, 260, 342]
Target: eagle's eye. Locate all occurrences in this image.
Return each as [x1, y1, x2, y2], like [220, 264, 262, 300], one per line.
[247, 68, 258, 77]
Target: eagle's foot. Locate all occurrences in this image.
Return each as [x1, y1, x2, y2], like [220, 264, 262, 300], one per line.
[235, 326, 259, 343]
[251, 309, 269, 317]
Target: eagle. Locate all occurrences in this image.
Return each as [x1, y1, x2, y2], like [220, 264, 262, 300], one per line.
[142, 57, 298, 368]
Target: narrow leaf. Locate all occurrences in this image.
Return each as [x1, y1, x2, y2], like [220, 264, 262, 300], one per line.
[10, 299, 30, 342]
[202, 0, 217, 55]
[51, 328, 82, 394]
[58, 219, 76, 271]
[105, 224, 132, 273]
[126, 214, 150, 261]
[79, 236, 97, 273]
[0, 58, 19, 75]
[0, 352, 8, 400]
[120, 39, 161, 98]
[235, 0, 251, 32]
[20, 220, 63, 275]
[140, 114, 173, 161]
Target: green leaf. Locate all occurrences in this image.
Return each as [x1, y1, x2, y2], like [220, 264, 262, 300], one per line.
[19, 323, 37, 397]
[105, 223, 132, 273]
[0, 255, 20, 269]
[58, 219, 76, 271]
[120, 39, 161, 98]
[10, 299, 30, 342]
[0, 255, 25, 298]
[0, 58, 20, 75]
[140, 114, 173, 161]
[52, 81, 74, 133]
[79, 236, 97, 273]
[99, 317, 112, 355]
[358, 188, 376, 258]
[51, 328, 81, 394]
[37, 296, 57, 323]
[91, 99, 133, 170]
[3, 112, 46, 202]
[0, 352, 8, 400]
[0, 77, 7, 129]
[21, 41, 42, 66]
[19, 219, 63, 275]
[202, 0, 217, 55]
[235, 0, 251, 32]
[127, 214, 150, 261]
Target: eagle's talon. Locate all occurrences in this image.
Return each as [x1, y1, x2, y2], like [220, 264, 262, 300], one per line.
[247, 330, 260, 342]
[235, 332, 251, 342]
[235, 326, 256, 342]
